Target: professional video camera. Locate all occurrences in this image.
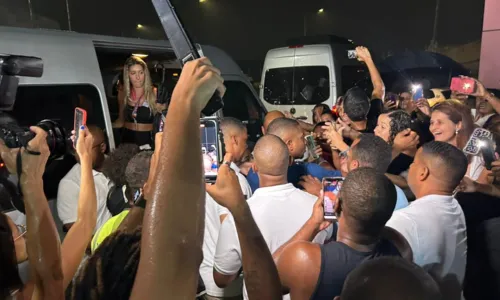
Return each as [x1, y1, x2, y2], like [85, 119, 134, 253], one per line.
[0, 54, 69, 213]
[0, 54, 68, 158]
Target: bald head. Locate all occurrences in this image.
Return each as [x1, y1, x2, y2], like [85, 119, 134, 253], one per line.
[87, 125, 105, 145]
[263, 111, 285, 134]
[253, 135, 289, 176]
[267, 118, 301, 140]
[341, 257, 442, 300]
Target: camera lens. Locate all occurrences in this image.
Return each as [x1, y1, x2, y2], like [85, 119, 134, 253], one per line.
[36, 119, 69, 160]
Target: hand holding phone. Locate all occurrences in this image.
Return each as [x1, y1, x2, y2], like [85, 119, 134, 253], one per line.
[73, 108, 87, 148]
[347, 50, 357, 60]
[450, 77, 476, 95]
[323, 177, 344, 220]
[412, 87, 424, 101]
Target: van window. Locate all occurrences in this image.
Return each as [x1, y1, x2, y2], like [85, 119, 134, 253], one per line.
[263, 66, 330, 105]
[11, 85, 105, 130]
[223, 81, 265, 142]
[341, 66, 367, 94]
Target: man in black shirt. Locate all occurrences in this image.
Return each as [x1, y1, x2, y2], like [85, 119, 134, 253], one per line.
[273, 167, 406, 300]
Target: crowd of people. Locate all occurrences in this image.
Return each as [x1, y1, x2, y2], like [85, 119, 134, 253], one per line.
[1, 46, 500, 300]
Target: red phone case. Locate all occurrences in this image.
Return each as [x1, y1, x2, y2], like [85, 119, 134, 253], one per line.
[450, 77, 476, 95]
[74, 108, 88, 147]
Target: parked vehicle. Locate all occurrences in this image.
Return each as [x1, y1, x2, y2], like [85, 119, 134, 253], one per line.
[260, 36, 366, 122]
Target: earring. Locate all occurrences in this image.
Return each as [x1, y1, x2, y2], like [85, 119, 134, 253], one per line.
[455, 128, 459, 135]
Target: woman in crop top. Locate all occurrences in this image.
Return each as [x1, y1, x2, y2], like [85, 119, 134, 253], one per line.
[113, 56, 166, 147]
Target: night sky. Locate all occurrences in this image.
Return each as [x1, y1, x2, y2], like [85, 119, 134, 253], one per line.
[1, 0, 486, 61]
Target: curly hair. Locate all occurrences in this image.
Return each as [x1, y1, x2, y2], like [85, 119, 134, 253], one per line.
[71, 227, 141, 300]
[386, 110, 412, 145]
[101, 144, 141, 186]
[124, 151, 153, 201]
[0, 213, 23, 299]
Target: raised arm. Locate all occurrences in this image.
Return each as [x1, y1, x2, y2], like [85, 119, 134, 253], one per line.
[130, 58, 225, 300]
[356, 47, 385, 100]
[60, 127, 97, 289]
[0, 127, 64, 300]
[273, 194, 331, 262]
[207, 153, 282, 300]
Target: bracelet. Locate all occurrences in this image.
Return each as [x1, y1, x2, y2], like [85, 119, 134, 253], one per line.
[135, 196, 147, 209]
[339, 147, 350, 157]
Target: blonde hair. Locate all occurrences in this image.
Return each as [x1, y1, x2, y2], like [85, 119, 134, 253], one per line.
[123, 56, 157, 114]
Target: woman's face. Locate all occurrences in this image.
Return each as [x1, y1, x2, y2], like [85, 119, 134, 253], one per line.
[128, 64, 145, 89]
[320, 113, 334, 123]
[430, 111, 460, 144]
[374, 114, 392, 143]
[6, 215, 28, 263]
[476, 97, 495, 116]
[313, 107, 324, 124]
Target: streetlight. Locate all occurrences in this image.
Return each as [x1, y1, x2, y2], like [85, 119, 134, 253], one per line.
[199, 0, 206, 3]
[137, 24, 143, 29]
[304, 9, 325, 36]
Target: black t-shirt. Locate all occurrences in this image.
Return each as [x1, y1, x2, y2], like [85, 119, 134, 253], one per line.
[387, 153, 414, 175]
[366, 98, 384, 132]
[311, 238, 401, 300]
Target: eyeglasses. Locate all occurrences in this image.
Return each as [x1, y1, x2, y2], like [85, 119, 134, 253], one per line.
[14, 224, 27, 241]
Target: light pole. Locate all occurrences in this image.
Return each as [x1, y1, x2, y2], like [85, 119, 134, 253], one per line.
[304, 8, 324, 36]
[429, 0, 441, 51]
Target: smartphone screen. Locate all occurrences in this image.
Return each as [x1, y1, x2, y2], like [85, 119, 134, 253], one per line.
[305, 135, 319, 160]
[347, 50, 357, 59]
[323, 177, 344, 220]
[74, 108, 87, 148]
[481, 139, 496, 170]
[201, 119, 220, 178]
[413, 88, 424, 101]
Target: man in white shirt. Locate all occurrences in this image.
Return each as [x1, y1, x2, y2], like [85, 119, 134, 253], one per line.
[57, 126, 112, 232]
[201, 117, 252, 299]
[386, 141, 468, 300]
[213, 135, 317, 300]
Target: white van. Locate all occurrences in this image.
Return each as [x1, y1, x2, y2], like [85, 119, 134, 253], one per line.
[0, 26, 267, 241]
[260, 36, 366, 122]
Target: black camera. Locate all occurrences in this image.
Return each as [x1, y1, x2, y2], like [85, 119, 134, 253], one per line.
[0, 119, 69, 160]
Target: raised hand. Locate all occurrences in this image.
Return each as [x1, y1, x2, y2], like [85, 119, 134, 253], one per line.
[0, 126, 50, 181]
[416, 98, 431, 116]
[298, 175, 322, 197]
[309, 191, 333, 232]
[170, 57, 226, 113]
[393, 129, 419, 154]
[355, 46, 373, 63]
[73, 126, 94, 161]
[206, 153, 245, 211]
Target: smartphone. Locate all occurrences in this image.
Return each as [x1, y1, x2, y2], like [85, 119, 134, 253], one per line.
[413, 87, 424, 101]
[73, 107, 87, 148]
[450, 77, 476, 95]
[481, 140, 496, 170]
[323, 177, 344, 220]
[347, 50, 357, 59]
[201, 117, 222, 182]
[464, 128, 493, 156]
[305, 135, 319, 160]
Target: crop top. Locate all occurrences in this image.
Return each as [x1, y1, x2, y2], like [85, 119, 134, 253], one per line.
[125, 100, 154, 124]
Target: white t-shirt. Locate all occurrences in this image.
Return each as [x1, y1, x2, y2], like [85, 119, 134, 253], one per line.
[386, 194, 467, 298]
[213, 183, 317, 300]
[200, 163, 252, 297]
[57, 164, 113, 232]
